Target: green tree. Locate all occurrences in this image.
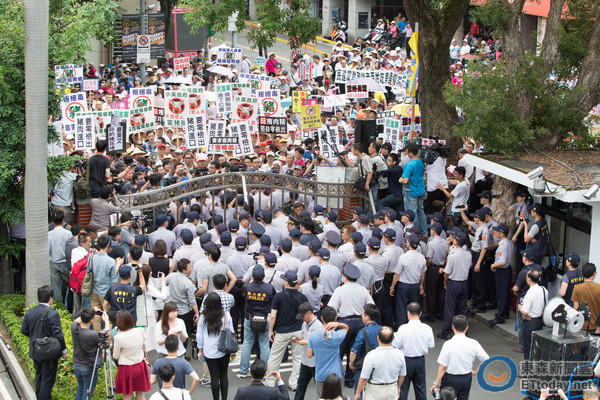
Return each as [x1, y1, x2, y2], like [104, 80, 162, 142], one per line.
[403, 0, 470, 153]
[450, 0, 600, 153]
[0, 0, 119, 299]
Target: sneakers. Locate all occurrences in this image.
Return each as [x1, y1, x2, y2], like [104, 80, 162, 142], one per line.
[200, 379, 211, 387]
[236, 373, 249, 379]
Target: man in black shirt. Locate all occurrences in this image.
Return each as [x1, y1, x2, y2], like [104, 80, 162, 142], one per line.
[89, 140, 111, 198]
[71, 307, 111, 400]
[103, 265, 145, 323]
[377, 153, 404, 212]
[266, 270, 308, 390]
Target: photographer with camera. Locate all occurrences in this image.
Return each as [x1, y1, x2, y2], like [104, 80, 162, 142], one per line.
[71, 307, 111, 400]
[437, 166, 469, 227]
[424, 143, 448, 215]
[90, 185, 122, 232]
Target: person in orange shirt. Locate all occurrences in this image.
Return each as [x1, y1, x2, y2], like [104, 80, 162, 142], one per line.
[355, 101, 369, 119]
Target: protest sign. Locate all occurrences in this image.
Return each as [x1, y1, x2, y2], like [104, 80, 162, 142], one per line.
[292, 90, 307, 113]
[216, 47, 242, 64]
[253, 56, 266, 66]
[129, 88, 154, 109]
[376, 111, 395, 125]
[74, 113, 95, 151]
[383, 118, 401, 152]
[165, 90, 188, 128]
[232, 96, 258, 126]
[300, 103, 321, 130]
[231, 123, 254, 156]
[83, 79, 99, 92]
[257, 90, 281, 116]
[216, 83, 233, 114]
[258, 116, 287, 135]
[61, 92, 88, 133]
[183, 87, 205, 115]
[107, 123, 126, 154]
[55, 64, 84, 85]
[174, 56, 190, 72]
[185, 114, 207, 149]
[345, 84, 368, 99]
[206, 120, 227, 153]
[128, 105, 155, 133]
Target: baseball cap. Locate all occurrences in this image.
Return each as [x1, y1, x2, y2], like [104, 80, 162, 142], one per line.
[528, 203, 543, 213]
[235, 236, 247, 249]
[371, 227, 382, 240]
[187, 211, 199, 221]
[565, 253, 580, 265]
[259, 235, 272, 247]
[471, 209, 486, 220]
[385, 209, 397, 221]
[261, 210, 273, 223]
[406, 226, 422, 236]
[118, 265, 132, 277]
[317, 248, 330, 259]
[281, 238, 293, 252]
[228, 220, 240, 232]
[252, 265, 265, 281]
[327, 211, 338, 222]
[514, 189, 529, 197]
[354, 242, 367, 256]
[375, 211, 385, 220]
[281, 270, 298, 285]
[259, 246, 271, 255]
[213, 215, 224, 225]
[203, 241, 220, 251]
[289, 228, 302, 238]
[383, 228, 396, 241]
[309, 265, 321, 277]
[220, 231, 232, 245]
[181, 229, 194, 243]
[314, 205, 325, 215]
[216, 223, 228, 234]
[350, 232, 363, 244]
[239, 211, 250, 220]
[265, 252, 277, 266]
[156, 214, 168, 226]
[358, 214, 369, 225]
[406, 234, 420, 248]
[367, 236, 381, 249]
[427, 222, 443, 235]
[325, 231, 342, 246]
[134, 234, 147, 245]
[352, 207, 364, 215]
[451, 230, 468, 245]
[296, 302, 313, 319]
[308, 240, 321, 253]
[200, 233, 212, 246]
[401, 210, 415, 221]
[477, 190, 492, 199]
[492, 224, 509, 235]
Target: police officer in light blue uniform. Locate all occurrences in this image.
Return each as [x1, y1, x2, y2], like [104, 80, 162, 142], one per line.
[438, 230, 471, 340]
[353, 243, 374, 291]
[391, 234, 426, 328]
[488, 224, 513, 325]
[425, 222, 448, 322]
[324, 231, 347, 273]
[468, 209, 490, 314]
[276, 238, 302, 273]
[381, 229, 403, 328]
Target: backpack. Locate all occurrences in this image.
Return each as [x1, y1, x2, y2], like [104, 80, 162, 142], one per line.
[74, 160, 91, 200]
[70, 251, 91, 293]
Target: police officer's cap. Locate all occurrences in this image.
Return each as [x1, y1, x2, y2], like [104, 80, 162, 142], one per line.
[492, 223, 509, 235]
[354, 242, 367, 256]
[314, 205, 325, 215]
[350, 232, 363, 244]
[317, 248, 330, 259]
[200, 233, 212, 245]
[367, 236, 381, 249]
[566, 253, 580, 265]
[383, 228, 396, 240]
[239, 211, 251, 220]
[262, 210, 273, 223]
[156, 214, 168, 226]
[281, 238, 293, 252]
[513, 189, 529, 198]
[352, 207, 364, 215]
[400, 210, 415, 221]
[327, 211, 338, 222]
[228, 220, 240, 232]
[477, 190, 492, 199]
[216, 223, 228, 234]
[343, 264, 361, 280]
[289, 228, 302, 238]
[471, 209, 486, 220]
[406, 234, 420, 248]
[235, 236, 247, 249]
[259, 234, 272, 247]
[220, 231, 232, 245]
[308, 240, 321, 253]
[252, 265, 265, 280]
[385, 209, 397, 221]
[213, 215, 224, 225]
[181, 229, 194, 243]
[250, 221, 265, 236]
[309, 265, 321, 277]
[187, 211, 200, 221]
[406, 225, 422, 236]
[358, 214, 369, 225]
[325, 231, 342, 246]
[427, 222, 443, 235]
[265, 252, 277, 266]
[528, 203, 543, 214]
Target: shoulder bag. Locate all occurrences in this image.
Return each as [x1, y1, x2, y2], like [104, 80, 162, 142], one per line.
[217, 312, 239, 354]
[354, 157, 367, 192]
[80, 253, 94, 297]
[32, 307, 63, 362]
[351, 328, 372, 369]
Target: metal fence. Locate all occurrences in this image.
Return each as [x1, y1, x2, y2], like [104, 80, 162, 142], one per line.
[116, 171, 368, 225]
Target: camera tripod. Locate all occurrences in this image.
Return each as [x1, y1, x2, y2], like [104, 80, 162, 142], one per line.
[87, 333, 116, 400]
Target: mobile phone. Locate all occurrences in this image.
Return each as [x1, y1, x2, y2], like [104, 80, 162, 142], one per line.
[492, 194, 501, 198]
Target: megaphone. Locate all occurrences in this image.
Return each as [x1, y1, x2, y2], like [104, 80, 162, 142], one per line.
[543, 297, 585, 336]
[149, 152, 160, 163]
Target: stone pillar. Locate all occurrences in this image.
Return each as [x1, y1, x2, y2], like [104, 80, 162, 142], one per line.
[347, 0, 374, 42]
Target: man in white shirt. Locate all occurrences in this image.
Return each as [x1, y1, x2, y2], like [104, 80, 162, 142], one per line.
[519, 270, 547, 360]
[456, 149, 474, 179]
[430, 315, 489, 400]
[438, 166, 470, 225]
[392, 302, 434, 400]
[425, 149, 448, 214]
[460, 39, 471, 57]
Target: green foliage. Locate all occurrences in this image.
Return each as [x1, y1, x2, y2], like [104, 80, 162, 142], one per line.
[0, 295, 114, 400]
[183, 0, 320, 50]
[470, 0, 512, 34]
[0, 0, 119, 227]
[444, 59, 588, 155]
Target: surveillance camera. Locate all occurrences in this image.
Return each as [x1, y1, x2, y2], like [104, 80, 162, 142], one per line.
[147, 4, 155, 10]
[583, 184, 599, 200]
[527, 166, 544, 181]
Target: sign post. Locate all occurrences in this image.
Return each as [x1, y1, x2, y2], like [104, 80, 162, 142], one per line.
[137, 34, 151, 64]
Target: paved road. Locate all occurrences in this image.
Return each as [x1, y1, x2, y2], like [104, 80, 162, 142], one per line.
[145, 316, 524, 400]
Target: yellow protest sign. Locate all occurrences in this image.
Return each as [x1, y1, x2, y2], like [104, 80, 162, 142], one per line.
[292, 90, 307, 113]
[408, 32, 418, 62]
[300, 103, 321, 130]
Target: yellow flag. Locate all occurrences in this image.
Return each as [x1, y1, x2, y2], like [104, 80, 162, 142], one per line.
[408, 32, 419, 61]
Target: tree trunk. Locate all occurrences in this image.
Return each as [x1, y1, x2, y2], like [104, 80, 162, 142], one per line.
[24, 0, 50, 306]
[403, 0, 469, 161]
[572, 17, 600, 113]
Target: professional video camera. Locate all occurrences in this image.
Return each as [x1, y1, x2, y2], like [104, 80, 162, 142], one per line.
[194, 167, 209, 177]
[97, 329, 111, 349]
[163, 176, 179, 187]
[131, 210, 154, 234]
[419, 137, 451, 165]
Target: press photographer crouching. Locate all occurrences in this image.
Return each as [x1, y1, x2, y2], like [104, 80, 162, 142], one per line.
[71, 307, 112, 400]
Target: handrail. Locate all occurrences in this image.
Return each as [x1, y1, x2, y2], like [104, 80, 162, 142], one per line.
[116, 171, 367, 223]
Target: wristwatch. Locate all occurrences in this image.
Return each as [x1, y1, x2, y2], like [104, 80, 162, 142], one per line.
[432, 382, 440, 387]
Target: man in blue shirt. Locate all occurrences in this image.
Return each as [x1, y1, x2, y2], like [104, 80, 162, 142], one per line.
[307, 306, 348, 396]
[377, 153, 404, 212]
[349, 304, 381, 398]
[400, 143, 427, 234]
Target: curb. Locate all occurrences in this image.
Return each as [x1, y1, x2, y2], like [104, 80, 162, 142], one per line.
[0, 334, 36, 400]
[469, 310, 520, 342]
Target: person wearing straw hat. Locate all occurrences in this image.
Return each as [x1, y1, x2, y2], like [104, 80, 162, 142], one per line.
[266, 52, 279, 77]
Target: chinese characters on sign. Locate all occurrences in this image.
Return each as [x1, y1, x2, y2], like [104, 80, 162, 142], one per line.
[185, 114, 207, 149]
[216, 47, 242, 64]
[345, 84, 368, 99]
[258, 116, 287, 134]
[74, 114, 95, 151]
[165, 90, 189, 128]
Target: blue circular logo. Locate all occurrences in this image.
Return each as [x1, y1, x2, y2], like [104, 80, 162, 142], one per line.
[477, 355, 518, 392]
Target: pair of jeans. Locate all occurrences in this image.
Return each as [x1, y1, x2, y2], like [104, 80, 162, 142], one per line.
[403, 192, 427, 234]
[376, 194, 404, 213]
[74, 363, 99, 400]
[206, 354, 230, 400]
[367, 183, 379, 215]
[294, 364, 316, 400]
[49, 261, 69, 305]
[239, 319, 271, 375]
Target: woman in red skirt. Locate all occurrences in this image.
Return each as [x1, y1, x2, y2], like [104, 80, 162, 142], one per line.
[113, 310, 151, 400]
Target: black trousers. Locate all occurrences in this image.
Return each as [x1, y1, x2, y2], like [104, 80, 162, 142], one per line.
[426, 264, 445, 319]
[294, 364, 316, 400]
[230, 282, 245, 340]
[442, 280, 468, 336]
[206, 354, 230, 400]
[179, 310, 195, 353]
[494, 267, 512, 321]
[338, 317, 364, 386]
[441, 373, 471, 400]
[381, 273, 395, 327]
[400, 356, 426, 400]
[523, 317, 543, 360]
[372, 280, 385, 325]
[34, 359, 58, 400]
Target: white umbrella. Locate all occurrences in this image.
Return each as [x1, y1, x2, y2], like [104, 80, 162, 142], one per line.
[348, 77, 385, 92]
[164, 75, 191, 85]
[208, 65, 234, 77]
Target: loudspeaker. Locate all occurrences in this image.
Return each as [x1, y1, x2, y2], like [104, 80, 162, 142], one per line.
[354, 119, 377, 150]
[165, 9, 206, 54]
